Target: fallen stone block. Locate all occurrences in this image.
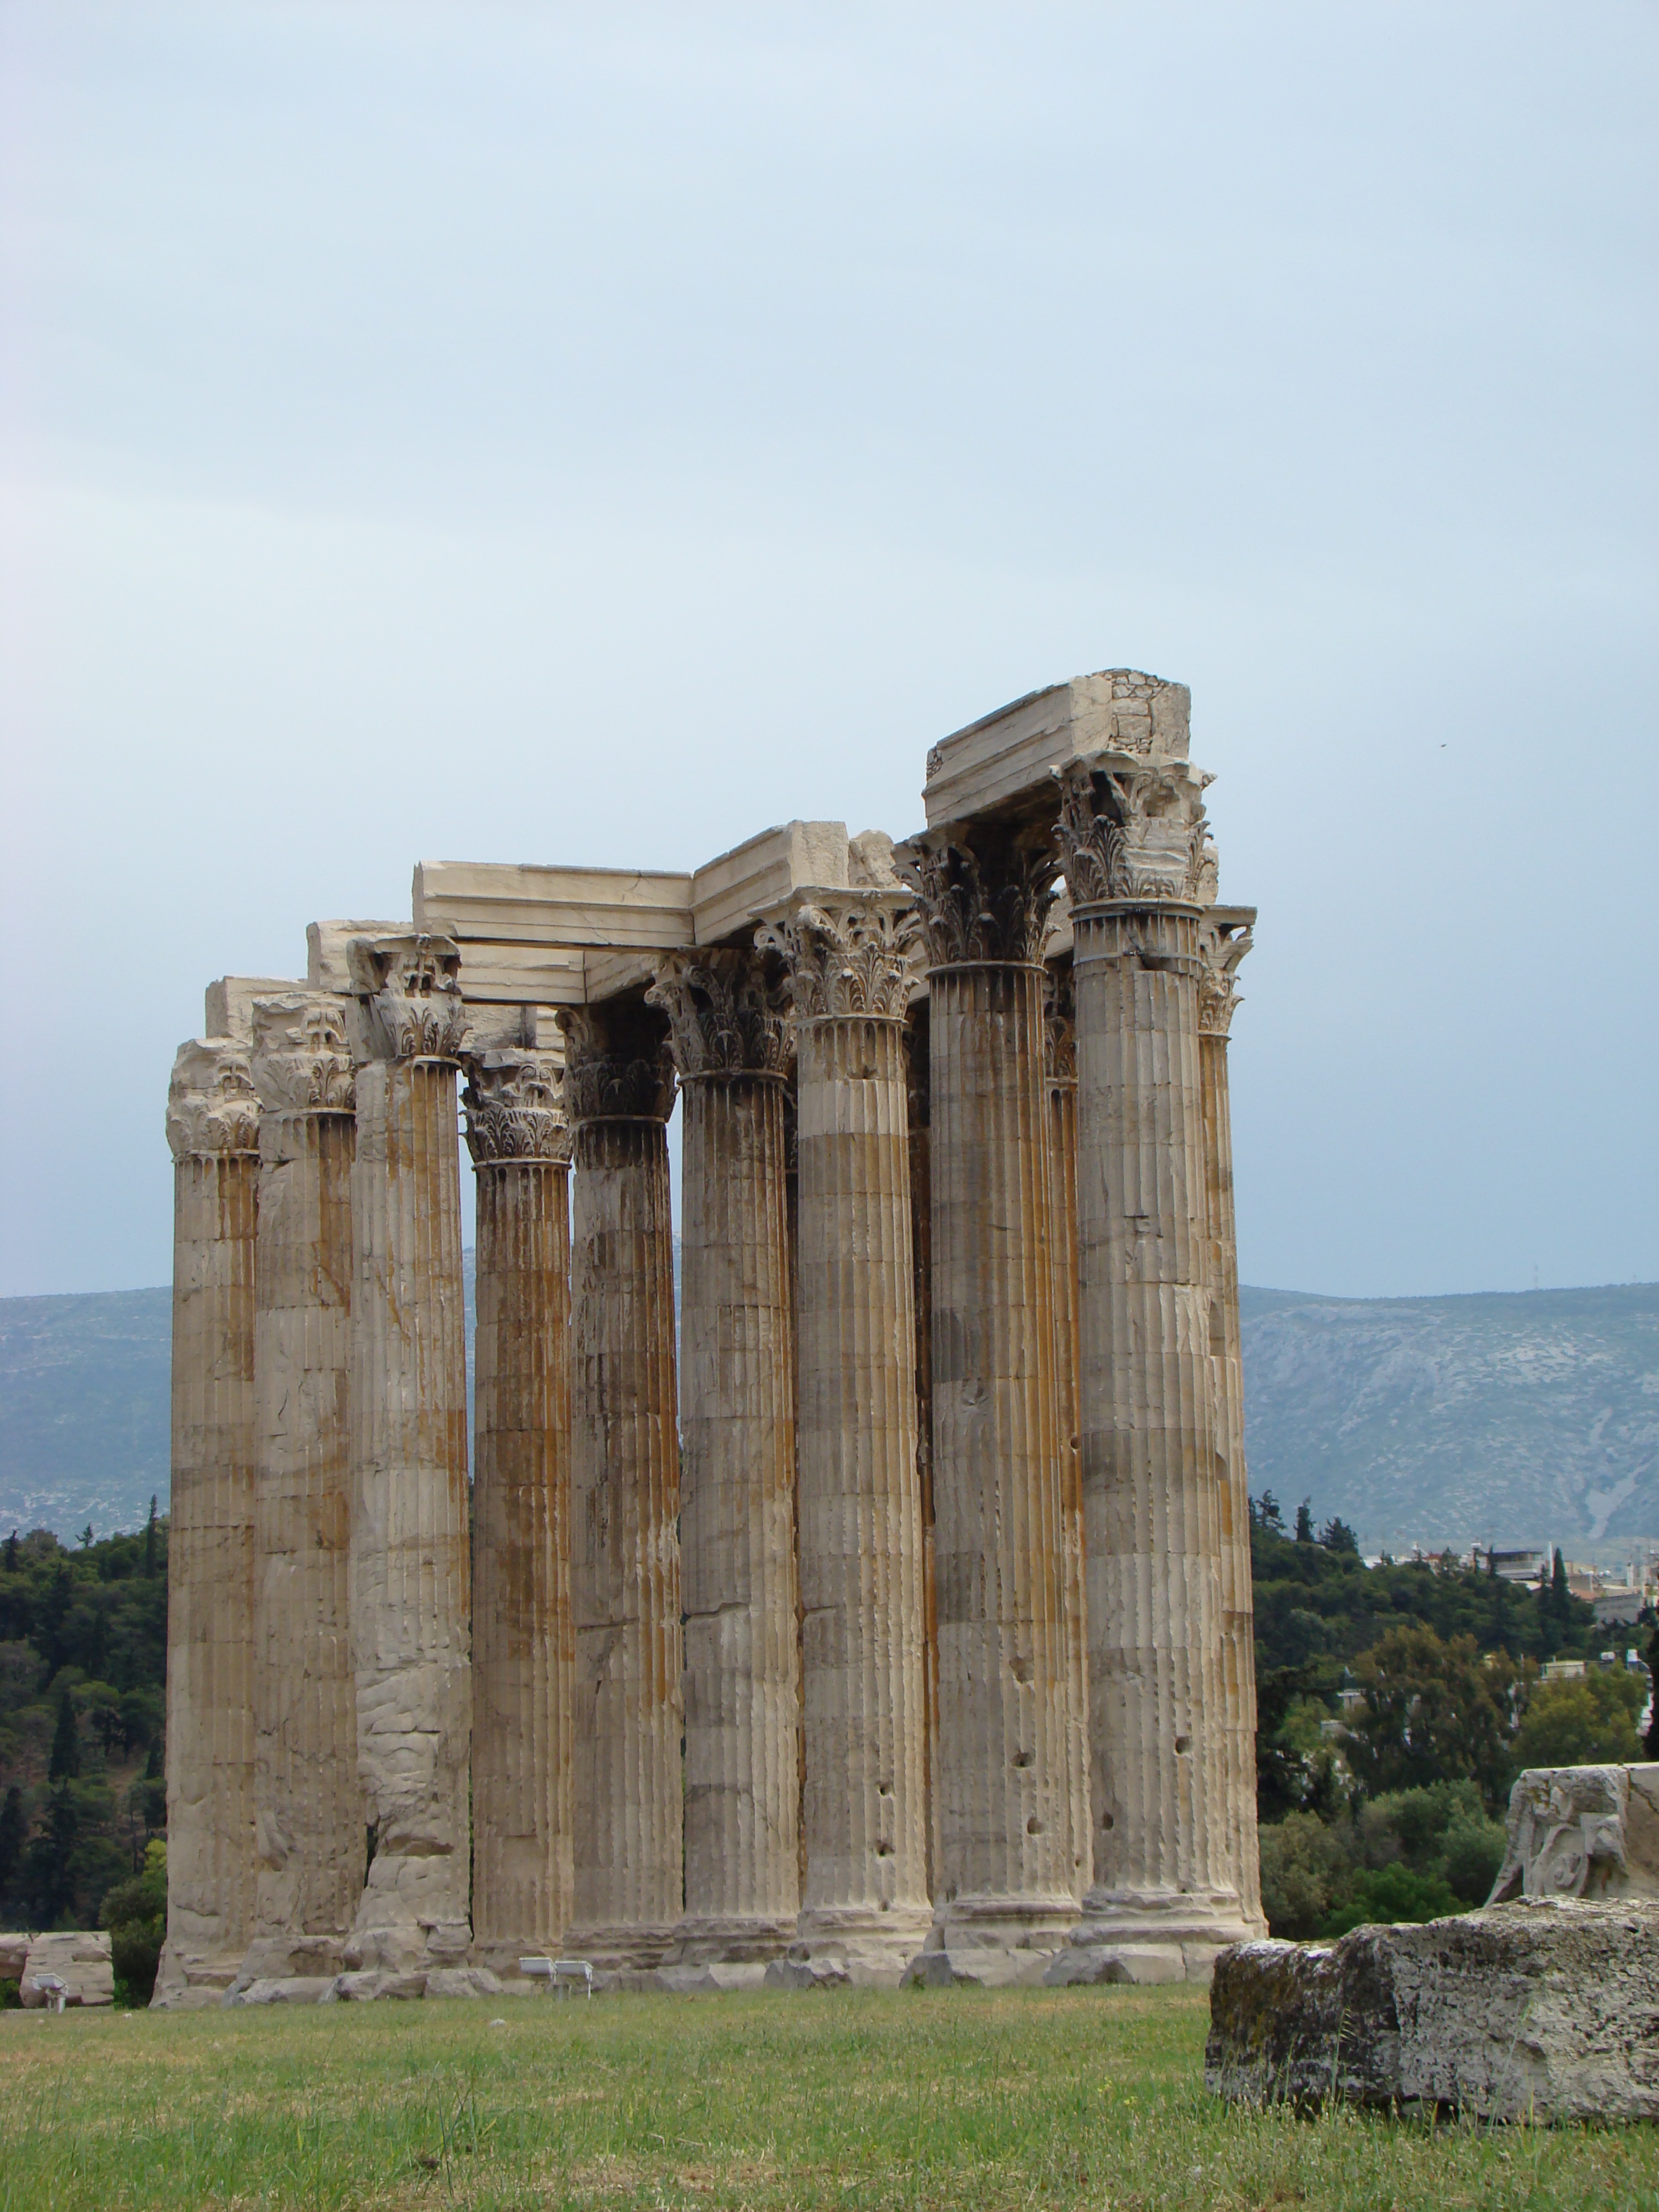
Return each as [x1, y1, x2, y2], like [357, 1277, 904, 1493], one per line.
[0, 1934, 30, 1982]
[328, 1969, 429, 2003]
[906, 1944, 1056, 1990]
[655, 1962, 769, 1994]
[1206, 1897, 1659, 2121]
[424, 1967, 504, 2000]
[1043, 1942, 1187, 1988]
[20, 1933, 113, 2010]
[226, 1977, 337, 2007]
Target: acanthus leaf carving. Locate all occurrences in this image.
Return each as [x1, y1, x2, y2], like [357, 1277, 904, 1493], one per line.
[893, 821, 1060, 968]
[1042, 960, 1077, 1085]
[756, 893, 921, 1022]
[1054, 756, 1210, 907]
[166, 1038, 261, 1160]
[462, 1048, 571, 1164]
[1196, 913, 1254, 1040]
[644, 948, 792, 1081]
[346, 933, 468, 1064]
[250, 993, 356, 1116]
[555, 1002, 676, 1124]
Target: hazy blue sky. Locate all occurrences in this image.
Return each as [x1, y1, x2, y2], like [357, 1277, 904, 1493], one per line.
[1, 1, 1654, 1300]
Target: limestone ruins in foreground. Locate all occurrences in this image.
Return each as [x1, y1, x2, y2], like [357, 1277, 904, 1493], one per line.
[157, 669, 1267, 2005]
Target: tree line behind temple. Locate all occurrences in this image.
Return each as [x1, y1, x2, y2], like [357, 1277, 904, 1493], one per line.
[1, 1494, 1654, 2001]
[1250, 1494, 1657, 1938]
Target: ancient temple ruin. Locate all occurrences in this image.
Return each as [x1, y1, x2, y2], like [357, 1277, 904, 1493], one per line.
[156, 669, 1267, 2005]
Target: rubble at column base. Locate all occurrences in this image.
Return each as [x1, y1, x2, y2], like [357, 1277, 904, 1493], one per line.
[1205, 1897, 1659, 2121]
[1046, 1900, 1256, 1986]
[765, 1911, 937, 1990]
[659, 1914, 799, 1970]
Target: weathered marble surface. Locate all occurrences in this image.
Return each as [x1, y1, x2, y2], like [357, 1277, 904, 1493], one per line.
[649, 951, 800, 1969]
[157, 1038, 260, 2007]
[20, 1931, 114, 2009]
[344, 935, 473, 1980]
[1489, 1761, 1659, 1903]
[464, 1048, 575, 1978]
[1206, 1899, 1659, 2121]
[235, 993, 361, 1996]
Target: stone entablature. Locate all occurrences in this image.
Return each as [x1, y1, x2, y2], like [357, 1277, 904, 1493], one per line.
[162, 664, 1266, 2002]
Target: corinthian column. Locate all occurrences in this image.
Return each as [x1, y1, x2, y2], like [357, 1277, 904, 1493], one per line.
[1048, 758, 1251, 1983]
[463, 1046, 575, 1977]
[558, 999, 683, 1978]
[233, 995, 361, 1997]
[647, 951, 800, 1975]
[155, 1040, 260, 2007]
[344, 934, 473, 1988]
[1044, 960, 1092, 1904]
[757, 894, 933, 1986]
[896, 824, 1077, 1980]
[1197, 898, 1265, 1933]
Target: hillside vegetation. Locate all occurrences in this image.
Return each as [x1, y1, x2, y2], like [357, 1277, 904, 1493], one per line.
[0, 1517, 168, 1969]
[8, 1277, 1656, 1551]
[1241, 1282, 1659, 1552]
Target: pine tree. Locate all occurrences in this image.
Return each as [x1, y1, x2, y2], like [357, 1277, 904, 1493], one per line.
[0, 1784, 24, 1896]
[1295, 1499, 1315, 1543]
[49, 1688, 81, 1782]
[144, 1497, 158, 1577]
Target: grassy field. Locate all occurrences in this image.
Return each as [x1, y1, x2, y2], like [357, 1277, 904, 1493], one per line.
[1, 1985, 1654, 2212]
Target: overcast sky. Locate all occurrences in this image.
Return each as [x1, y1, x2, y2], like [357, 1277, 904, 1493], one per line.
[1, 1, 1654, 1301]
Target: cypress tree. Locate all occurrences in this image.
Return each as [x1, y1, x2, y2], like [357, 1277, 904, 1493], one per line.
[144, 1497, 158, 1577]
[0, 1784, 24, 1896]
[49, 1689, 80, 1782]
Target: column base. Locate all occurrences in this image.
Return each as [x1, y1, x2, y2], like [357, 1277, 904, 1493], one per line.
[226, 1933, 349, 2002]
[765, 1904, 936, 1990]
[1043, 1888, 1258, 1987]
[906, 1889, 1080, 1988]
[660, 1913, 798, 1969]
[150, 1941, 241, 2011]
[561, 1920, 678, 1986]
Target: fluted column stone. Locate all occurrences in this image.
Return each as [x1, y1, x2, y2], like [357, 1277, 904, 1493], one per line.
[156, 1040, 261, 2007]
[897, 825, 1078, 1975]
[234, 994, 362, 1994]
[1050, 756, 1252, 1981]
[1043, 960, 1092, 1904]
[1197, 901, 1266, 1933]
[559, 1000, 684, 1977]
[647, 950, 800, 1972]
[464, 1046, 575, 1975]
[758, 894, 933, 1985]
[344, 934, 473, 1986]
[904, 1005, 943, 1902]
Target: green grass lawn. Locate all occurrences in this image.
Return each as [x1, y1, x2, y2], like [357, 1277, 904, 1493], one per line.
[1, 1986, 1654, 2211]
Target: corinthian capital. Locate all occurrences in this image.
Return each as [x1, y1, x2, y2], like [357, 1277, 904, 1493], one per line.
[346, 933, 468, 1065]
[1197, 909, 1255, 1039]
[645, 948, 792, 1081]
[1054, 756, 1210, 908]
[556, 1000, 676, 1124]
[756, 892, 920, 1021]
[1043, 961, 1077, 1085]
[894, 819, 1060, 968]
[166, 1039, 261, 1160]
[250, 993, 356, 1115]
[462, 1049, 571, 1164]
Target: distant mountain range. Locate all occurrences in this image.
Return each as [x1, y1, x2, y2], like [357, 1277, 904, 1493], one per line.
[3, 1271, 1655, 1561]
